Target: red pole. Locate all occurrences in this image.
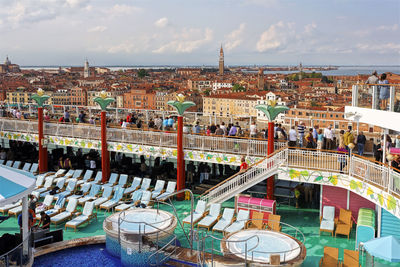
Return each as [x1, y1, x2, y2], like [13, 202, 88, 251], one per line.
[38, 107, 47, 173]
[101, 111, 109, 183]
[267, 121, 275, 199]
[177, 116, 185, 200]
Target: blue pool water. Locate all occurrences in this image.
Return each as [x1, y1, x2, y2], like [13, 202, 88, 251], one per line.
[33, 244, 122, 267]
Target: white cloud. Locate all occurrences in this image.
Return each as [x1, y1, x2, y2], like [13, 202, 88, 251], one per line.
[377, 24, 398, 31]
[304, 22, 317, 34]
[356, 42, 400, 54]
[87, 26, 107, 32]
[155, 17, 168, 28]
[107, 4, 142, 17]
[256, 21, 295, 52]
[153, 28, 213, 53]
[225, 23, 246, 51]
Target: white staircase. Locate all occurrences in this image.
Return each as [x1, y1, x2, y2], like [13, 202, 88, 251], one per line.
[200, 149, 288, 204]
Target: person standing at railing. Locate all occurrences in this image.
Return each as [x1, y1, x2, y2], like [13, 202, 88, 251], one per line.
[356, 131, 366, 156]
[324, 125, 334, 150]
[337, 143, 348, 173]
[297, 121, 305, 147]
[396, 135, 400, 148]
[64, 109, 70, 122]
[317, 129, 324, 151]
[305, 128, 314, 148]
[220, 121, 227, 135]
[378, 73, 389, 110]
[192, 121, 201, 134]
[288, 126, 297, 147]
[249, 121, 257, 138]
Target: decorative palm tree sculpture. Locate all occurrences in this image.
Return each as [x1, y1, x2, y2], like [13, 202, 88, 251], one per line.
[31, 88, 51, 173]
[255, 100, 289, 200]
[94, 91, 115, 183]
[167, 94, 195, 199]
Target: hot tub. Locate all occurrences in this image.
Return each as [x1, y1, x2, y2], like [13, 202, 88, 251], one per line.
[103, 208, 177, 266]
[222, 229, 305, 266]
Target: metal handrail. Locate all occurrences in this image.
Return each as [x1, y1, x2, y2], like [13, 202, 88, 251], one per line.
[115, 210, 178, 266]
[0, 232, 32, 267]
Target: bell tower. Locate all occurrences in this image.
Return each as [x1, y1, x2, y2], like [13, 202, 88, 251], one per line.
[84, 59, 90, 78]
[219, 45, 224, 76]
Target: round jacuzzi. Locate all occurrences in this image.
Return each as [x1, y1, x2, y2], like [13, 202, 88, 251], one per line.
[103, 209, 177, 266]
[222, 229, 305, 266]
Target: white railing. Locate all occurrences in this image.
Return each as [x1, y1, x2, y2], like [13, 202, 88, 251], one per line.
[0, 118, 286, 157]
[350, 156, 389, 189]
[288, 148, 349, 173]
[389, 171, 400, 196]
[200, 148, 288, 204]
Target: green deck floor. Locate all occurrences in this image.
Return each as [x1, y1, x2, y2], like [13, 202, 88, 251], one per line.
[0, 199, 396, 266]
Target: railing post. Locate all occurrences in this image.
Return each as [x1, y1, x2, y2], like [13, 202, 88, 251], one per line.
[389, 86, 395, 112]
[372, 86, 378, 110]
[388, 167, 393, 193]
[352, 84, 358, 107]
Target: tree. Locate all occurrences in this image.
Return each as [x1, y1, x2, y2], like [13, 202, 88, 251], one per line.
[138, 69, 149, 78]
[232, 84, 246, 92]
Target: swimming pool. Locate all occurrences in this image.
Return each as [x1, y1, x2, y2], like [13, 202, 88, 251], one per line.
[33, 244, 121, 267]
[223, 229, 303, 264]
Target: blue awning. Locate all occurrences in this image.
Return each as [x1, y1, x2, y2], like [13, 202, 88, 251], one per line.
[363, 235, 400, 263]
[0, 166, 36, 206]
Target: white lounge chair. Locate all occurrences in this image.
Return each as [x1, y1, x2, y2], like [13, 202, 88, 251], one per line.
[115, 190, 143, 211]
[78, 184, 101, 205]
[86, 171, 102, 185]
[102, 173, 119, 188]
[5, 161, 14, 167]
[113, 174, 128, 189]
[76, 170, 93, 186]
[31, 176, 56, 198]
[34, 175, 46, 189]
[136, 178, 151, 193]
[8, 204, 23, 217]
[51, 198, 78, 225]
[151, 180, 165, 199]
[128, 191, 153, 209]
[22, 163, 32, 172]
[42, 197, 66, 218]
[30, 163, 39, 174]
[0, 159, 4, 165]
[39, 178, 66, 198]
[212, 208, 235, 232]
[93, 186, 114, 208]
[54, 169, 75, 184]
[70, 169, 83, 180]
[53, 179, 77, 200]
[35, 195, 55, 214]
[224, 209, 250, 235]
[0, 201, 21, 215]
[68, 183, 91, 201]
[157, 181, 176, 200]
[197, 203, 222, 230]
[124, 177, 142, 195]
[12, 161, 22, 169]
[320, 206, 335, 236]
[65, 201, 97, 231]
[100, 186, 125, 212]
[183, 200, 207, 225]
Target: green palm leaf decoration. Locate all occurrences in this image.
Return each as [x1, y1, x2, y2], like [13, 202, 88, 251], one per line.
[94, 91, 115, 111]
[31, 88, 50, 107]
[255, 100, 289, 121]
[167, 94, 196, 116]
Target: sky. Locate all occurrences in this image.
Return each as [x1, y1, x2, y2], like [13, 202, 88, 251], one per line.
[0, 0, 399, 66]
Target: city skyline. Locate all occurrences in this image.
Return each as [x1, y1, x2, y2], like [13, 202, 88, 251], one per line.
[0, 0, 399, 66]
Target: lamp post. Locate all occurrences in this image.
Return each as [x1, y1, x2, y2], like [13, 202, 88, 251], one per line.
[255, 100, 289, 200]
[94, 91, 115, 183]
[167, 94, 195, 200]
[31, 88, 50, 173]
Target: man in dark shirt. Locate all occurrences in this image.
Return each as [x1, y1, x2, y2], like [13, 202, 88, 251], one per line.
[356, 131, 367, 156]
[38, 211, 51, 229]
